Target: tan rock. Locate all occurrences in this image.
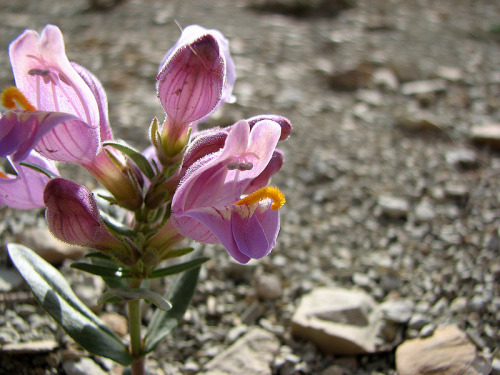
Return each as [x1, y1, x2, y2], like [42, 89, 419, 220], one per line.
[20, 227, 86, 264]
[470, 124, 500, 150]
[291, 287, 389, 355]
[200, 327, 280, 375]
[396, 325, 491, 375]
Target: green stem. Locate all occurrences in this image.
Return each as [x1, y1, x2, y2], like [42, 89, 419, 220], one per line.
[128, 279, 145, 375]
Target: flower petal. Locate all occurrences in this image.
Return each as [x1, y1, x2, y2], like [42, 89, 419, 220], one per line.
[0, 151, 58, 209]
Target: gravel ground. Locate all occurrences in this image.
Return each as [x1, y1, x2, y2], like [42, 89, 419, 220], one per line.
[1, 0, 500, 374]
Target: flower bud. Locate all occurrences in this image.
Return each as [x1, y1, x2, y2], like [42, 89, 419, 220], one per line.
[44, 178, 129, 257]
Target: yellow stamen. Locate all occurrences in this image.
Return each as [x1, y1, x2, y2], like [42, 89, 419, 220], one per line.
[1, 87, 36, 111]
[236, 186, 285, 211]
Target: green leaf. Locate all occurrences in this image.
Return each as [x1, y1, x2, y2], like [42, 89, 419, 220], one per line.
[71, 262, 132, 278]
[161, 247, 194, 260]
[19, 161, 59, 179]
[100, 212, 137, 237]
[148, 257, 209, 279]
[144, 264, 201, 353]
[7, 244, 133, 366]
[103, 141, 155, 180]
[99, 287, 172, 311]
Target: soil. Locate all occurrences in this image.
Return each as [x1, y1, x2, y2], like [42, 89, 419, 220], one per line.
[1, 0, 500, 374]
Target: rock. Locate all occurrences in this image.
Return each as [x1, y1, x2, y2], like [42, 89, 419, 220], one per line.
[199, 327, 280, 375]
[396, 325, 491, 375]
[62, 357, 108, 375]
[394, 110, 443, 132]
[401, 79, 447, 96]
[99, 312, 128, 338]
[414, 199, 436, 222]
[445, 149, 479, 170]
[328, 62, 374, 91]
[21, 227, 86, 264]
[379, 299, 415, 324]
[373, 68, 399, 91]
[291, 287, 391, 355]
[0, 340, 59, 354]
[254, 273, 282, 300]
[436, 66, 463, 82]
[470, 124, 500, 150]
[0, 267, 24, 292]
[376, 195, 410, 219]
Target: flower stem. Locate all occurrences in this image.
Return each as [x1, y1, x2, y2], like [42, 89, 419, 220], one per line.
[128, 278, 145, 375]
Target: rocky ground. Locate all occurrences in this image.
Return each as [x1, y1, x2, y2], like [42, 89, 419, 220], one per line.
[1, 0, 500, 374]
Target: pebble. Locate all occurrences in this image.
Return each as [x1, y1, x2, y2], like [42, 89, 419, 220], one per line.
[470, 124, 500, 150]
[376, 195, 410, 219]
[401, 79, 447, 96]
[0, 268, 24, 292]
[379, 299, 415, 324]
[254, 273, 282, 300]
[62, 357, 108, 375]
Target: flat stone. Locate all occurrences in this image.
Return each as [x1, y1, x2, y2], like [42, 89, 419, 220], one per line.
[396, 325, 491, 375]
[0, 339, 59, 354]
[291, 287, 388, 355]
[379, 299, 415, 324]
[401, 79, 447, 96]
[200, 327, 280, 375]
[376, 195, 410, 219]
[62, 357, 108, 375]
[470, 124, 500, 150]
[254, 273, 282, 300]
[394, 110, 443, 132]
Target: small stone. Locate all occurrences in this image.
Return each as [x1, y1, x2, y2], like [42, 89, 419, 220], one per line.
[0, 267, 24, 292]
[436, 66, 463, 82]
[373, 68, 399, 90]
[200, 327, 280, 375]
[396, 325, 491, 375]
[470, 124, 500, 150]
[379, 299, 415, 324]
[328, 62, 374, 91]
[0, 340, 58, 354]
[450, 297, 468, 313]
[395, 110, 443, 132]
[414, 199, 436, 222]
[62, 357, 107, 375]
[254, 273, 282, 300]
[445, 149, 479, 169]
[22, 227, 86, 264]
[99, 312, 128, 338]
[401, 79, 447, 96]
[376, 195, 410, 219]
[408, 313, 431, 331]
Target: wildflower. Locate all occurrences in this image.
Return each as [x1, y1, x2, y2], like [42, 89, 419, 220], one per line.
[171, 119, 285, 263]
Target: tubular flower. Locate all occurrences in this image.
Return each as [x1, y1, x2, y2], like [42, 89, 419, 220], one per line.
[171, 119, 285, 263]
[44, 178, 129, 258]
[155, 25, 236, 159]
[7, 24, 101, 164]
[0, 151, 58, 209]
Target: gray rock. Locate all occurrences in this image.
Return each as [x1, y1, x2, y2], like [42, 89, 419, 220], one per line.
[436, 66, 463, 82]
[254, 273, 282, 300]
[373, 68, 399, 91]
[445, 149, 479, 169]
[379, 299, 415, 324]
[200, 327, 280, 375]
[408, 313, 431, 331]
[376, 195, 410, 219]
[401, 79, 447, 96]
[0, 268, 24, 292]
[414, 199, 436, 222]
[291, 287, 392, 355]
[396, 325, 491, 375]
[470, 124, 500, 150]
[62, 357, 107, 375]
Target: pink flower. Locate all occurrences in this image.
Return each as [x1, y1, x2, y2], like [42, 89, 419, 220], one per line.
[171, 119, 285, 263]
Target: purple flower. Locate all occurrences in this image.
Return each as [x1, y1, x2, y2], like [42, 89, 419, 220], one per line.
[44, 178, 129, 257]
[5, 24, 101, 164]
[155, 25, 236, 158]
[171, 119, 285, 263]
[0, 151, 58, 209]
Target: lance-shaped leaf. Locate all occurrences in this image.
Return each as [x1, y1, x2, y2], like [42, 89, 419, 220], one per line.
[103, 140, 155, 180]
[148, 257, 209, 279]
[98, 287, 172, 311]
[7, 243, 133, 366]
[144, 264, 201, 353]
[70, 262, 132, 278]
